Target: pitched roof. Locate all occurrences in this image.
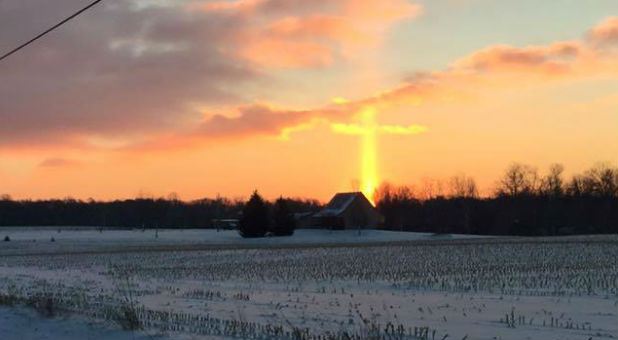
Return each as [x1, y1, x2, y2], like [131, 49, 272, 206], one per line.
[314, 192, 368, 217]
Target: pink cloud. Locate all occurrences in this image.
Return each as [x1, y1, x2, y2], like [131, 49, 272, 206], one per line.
[1, 2, 614, 155]
[0, 0, 423, 151]
[267, 15, 367, 45]
[192, 0, 335, 16]
[146, 16, 616, 147]
[587, 16, 618, 45]
[451, 42, 581, 74]
[38, 158, 78, 168]
[240, 38, 334, 68]
[198, 0, 422, 67]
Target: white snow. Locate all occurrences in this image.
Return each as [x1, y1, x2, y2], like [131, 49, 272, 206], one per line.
[0, 227, 486, 256]
[0, 306, 158, 340]
[0, 228, 615, 340]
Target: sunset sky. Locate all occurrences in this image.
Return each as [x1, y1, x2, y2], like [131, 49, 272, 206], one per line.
[1, 0, 617, 202]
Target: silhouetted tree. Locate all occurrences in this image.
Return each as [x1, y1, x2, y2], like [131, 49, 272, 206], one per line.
[497, 163, 539, 197]
[419, 177, 445, 200]
[539, 164, 565, 197]
[584, 162, 618, 197]
[448, 174, 478, 198]
[375, 183, 422, 232]
[448, 174, 478, 233]
[238, 191, 269, 238]
[566, 174, 586, 197]
[271, 197, 295, 236]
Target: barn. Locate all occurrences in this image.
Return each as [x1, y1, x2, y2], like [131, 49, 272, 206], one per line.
[305, 192, 383, 229]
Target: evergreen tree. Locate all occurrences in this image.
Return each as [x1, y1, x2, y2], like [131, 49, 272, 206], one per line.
[238, 191, 269, 238]
[271, 197, 296, 236]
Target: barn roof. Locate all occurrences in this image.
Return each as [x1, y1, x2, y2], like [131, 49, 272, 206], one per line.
[314, 192, 369, 217]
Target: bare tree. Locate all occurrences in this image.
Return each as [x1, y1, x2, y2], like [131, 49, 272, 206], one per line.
[419, 177, 444, 200]
[497, 163, 539, 197]
[375, 182, 416, 203]
[584, 162, 618, 197]
[448, 174, 478, 198]
[539, 163, 565, 197]
[167, 192, 180, 202]
[566, 174, 585, 196]
[447, 174, 478, 234]
[374, 182, 393, 204]
[566, 163, 618, 197]
[395, 185, 415, 200]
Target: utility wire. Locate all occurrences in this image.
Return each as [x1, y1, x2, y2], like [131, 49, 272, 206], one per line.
[0, 0, 103, 62]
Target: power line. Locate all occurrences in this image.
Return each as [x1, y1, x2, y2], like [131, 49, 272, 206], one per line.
[0, 0, 103, 62]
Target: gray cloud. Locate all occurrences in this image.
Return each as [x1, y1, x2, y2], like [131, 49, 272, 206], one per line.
[0, 0, 256, 147]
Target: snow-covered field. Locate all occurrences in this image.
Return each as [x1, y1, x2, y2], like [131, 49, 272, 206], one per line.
[0, 228, 616, 340]
[0, 227, 485, 256]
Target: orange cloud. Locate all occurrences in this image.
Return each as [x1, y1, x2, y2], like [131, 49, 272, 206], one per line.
[0, 0, 423, 152]
[587, 16, 618, 45]
[129, 104, 344, 151]
[451, 42, 581, 75]
[26, 15, 615, 156]
[197, 0, 422, 68]
[340, 0, 422, 26]
[196, 105, 321, 138]
[154, 16, 617, 146]
[267, 15, 368, 45]
[240, 39, 334, 68]
[191, 0, 333, 16]
[38, 158, 79, 168]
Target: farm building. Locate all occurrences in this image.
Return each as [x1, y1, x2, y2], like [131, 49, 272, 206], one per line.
[300, 192, 383, 229]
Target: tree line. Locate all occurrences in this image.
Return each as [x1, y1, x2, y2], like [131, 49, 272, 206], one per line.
[0, 194, 319, 229]
[376, 162, 618, 236]
[0, 161, 616, 236]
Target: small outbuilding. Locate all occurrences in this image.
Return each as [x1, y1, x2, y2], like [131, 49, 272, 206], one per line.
[211, 219, 239, 230]
[306, 192, 383, 229]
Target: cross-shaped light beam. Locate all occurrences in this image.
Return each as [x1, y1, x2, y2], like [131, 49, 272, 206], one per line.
[331, 106, 428, 204]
